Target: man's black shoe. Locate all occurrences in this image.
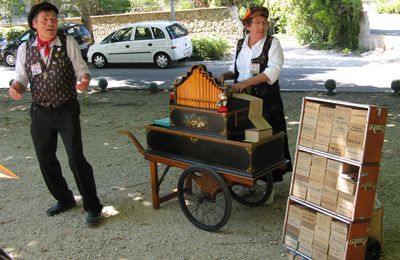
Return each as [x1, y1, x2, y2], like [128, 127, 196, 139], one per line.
[85, 211, 102, 226]
[46, 202, 76, 216]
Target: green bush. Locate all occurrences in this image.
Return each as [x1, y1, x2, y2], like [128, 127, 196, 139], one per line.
[129, 0, 165, 12]
[128, 0, 197, 12]
[4, 27, 26, 41]
[190, 36, 230, 61]
[288, 0, 362, 50]
[176, 0, 196, 9]
[210, 0, 265, 8]
[376, 0, 400, 14]
[269, 0, 290, 34]
[94, 0, 131, 14]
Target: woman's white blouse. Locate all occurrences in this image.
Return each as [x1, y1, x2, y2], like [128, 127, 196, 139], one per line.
[228, 35, 284, 85]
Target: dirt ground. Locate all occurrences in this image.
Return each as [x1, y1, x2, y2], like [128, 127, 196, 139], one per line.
[1, 89, 399, 259]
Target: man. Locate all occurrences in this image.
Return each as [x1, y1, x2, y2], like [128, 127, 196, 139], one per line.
[9, 1, 103, 226]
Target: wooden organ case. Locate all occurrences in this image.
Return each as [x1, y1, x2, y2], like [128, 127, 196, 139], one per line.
[146, 64, 287, 178]
[170, 64, 255, 139]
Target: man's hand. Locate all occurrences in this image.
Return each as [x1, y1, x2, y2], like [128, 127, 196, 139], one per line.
[76, 74, 91, 92]
[9, 81, 25, 101]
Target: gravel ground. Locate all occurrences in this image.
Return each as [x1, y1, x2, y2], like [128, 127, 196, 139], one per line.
[1, 89, 399, 259]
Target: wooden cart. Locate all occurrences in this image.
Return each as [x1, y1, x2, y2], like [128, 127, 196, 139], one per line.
[120, 64, 289, 231]
[121, 125, 289, 232]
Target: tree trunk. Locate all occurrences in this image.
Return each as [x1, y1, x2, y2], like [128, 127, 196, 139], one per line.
[227, 5, 244, 39]
[80, 0, 95, 43]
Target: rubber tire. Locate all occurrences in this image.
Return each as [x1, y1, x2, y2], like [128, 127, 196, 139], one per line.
[4, 52, 16, 67]
[177, 166, 232, 232]
[92, 53, 108, 68]
[230, 172, 274, 207]
[154, 52, 170, 69]
[365, 237, 381, 260]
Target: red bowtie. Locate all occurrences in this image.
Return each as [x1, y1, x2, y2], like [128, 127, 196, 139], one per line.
[37, 36, 56, 57]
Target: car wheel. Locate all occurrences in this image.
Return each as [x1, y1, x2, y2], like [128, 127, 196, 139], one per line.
[92, 53, 107, 68]
[154, 52, 170, 69]
[4, 52, 16, 67]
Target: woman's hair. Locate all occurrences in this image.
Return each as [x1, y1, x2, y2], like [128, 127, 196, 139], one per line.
[241, 6, 269, 26]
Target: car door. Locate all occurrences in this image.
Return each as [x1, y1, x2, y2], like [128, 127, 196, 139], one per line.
[131, 26, 154, 62]
[150, 26, 170, 55]
[106, 27, 134, 63]
[14, 30, 35, 53]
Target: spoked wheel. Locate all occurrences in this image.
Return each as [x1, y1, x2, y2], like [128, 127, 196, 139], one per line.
[154, 52, 170, 68]
[177, 166, 232, 232]
[92, 53, 108, 68]
[229, 172, 273, 207]
[4, 52, 16, 67]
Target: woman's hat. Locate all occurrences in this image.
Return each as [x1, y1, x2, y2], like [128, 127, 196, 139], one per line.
[241, 6, 269, 25]
[28, 1, 59, 30]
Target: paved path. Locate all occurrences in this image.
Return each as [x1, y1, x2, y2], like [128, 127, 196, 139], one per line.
[370, 13, 400, 36]
[278, 35, 398, 92]
[1, 35, 398, 92]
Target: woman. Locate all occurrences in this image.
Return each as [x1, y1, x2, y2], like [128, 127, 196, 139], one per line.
[219, 6, 292, 184]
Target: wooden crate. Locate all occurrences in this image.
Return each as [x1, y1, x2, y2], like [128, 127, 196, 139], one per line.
[283, 97, 388, 260]
[283, 200, 370, 260]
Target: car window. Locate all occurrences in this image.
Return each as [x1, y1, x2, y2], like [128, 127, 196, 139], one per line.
[166, 23, 188, 39]
[134, 26, 152, 41]
[111, 27, 133, 42]
[101, 32, 115, 44]
[151, 27, 165, 39]
[76, 25, 90, 36]
[65, 26, 81, 37]
[20, 31, 34, 42]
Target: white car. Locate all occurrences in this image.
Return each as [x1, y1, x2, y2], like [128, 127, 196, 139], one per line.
[88, 21, 192, 69]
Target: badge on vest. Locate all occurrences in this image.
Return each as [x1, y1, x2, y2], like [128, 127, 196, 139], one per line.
[30, 62, 42, 76]
[250, 62, 260, 76]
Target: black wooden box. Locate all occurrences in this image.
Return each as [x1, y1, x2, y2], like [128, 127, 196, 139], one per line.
[170, 96, 256, 140]
[146, 125, 285, 178]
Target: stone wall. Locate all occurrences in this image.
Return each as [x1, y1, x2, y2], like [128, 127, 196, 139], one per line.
[64, 7, 243, 47]
[359, 1, 400, 51]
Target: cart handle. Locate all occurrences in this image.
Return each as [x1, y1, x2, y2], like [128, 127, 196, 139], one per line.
[119, 130, 145, 155]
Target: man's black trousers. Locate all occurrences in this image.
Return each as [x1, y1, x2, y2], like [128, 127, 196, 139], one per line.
[30, 99, 102, 213]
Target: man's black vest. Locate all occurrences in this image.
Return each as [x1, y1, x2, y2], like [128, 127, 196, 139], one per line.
[25, 34, 77, 108]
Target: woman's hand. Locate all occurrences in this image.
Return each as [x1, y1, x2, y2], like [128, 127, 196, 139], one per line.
[232, 82, 249, 93]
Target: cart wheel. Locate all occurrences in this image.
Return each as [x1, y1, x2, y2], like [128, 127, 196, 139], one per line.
[365, 237, 381, 260]
[229, 172, 273, 207]
[177, 166, 232, 232]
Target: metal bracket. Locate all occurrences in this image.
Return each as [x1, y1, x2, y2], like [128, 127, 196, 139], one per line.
[349, 237, 368, 247]
[361, 182, 376, 191]
[157, 165, 170, 192]
[369, 124, 385, 134]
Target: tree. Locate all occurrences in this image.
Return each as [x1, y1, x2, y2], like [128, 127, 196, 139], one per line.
[56, 0, 99, 43]
[76, 0, 94, 43]
[0, 0, 25, 24]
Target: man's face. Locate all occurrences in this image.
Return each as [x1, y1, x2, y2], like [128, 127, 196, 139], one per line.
[32, 10, 58, 40]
